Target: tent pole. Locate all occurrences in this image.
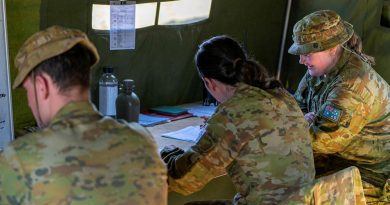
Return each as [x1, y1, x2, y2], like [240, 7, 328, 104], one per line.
[276, 0, 292, 81]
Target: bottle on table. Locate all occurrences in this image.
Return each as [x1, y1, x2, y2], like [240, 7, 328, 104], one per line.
[116, 79, 140, 122]
[99, 66, 118, 118]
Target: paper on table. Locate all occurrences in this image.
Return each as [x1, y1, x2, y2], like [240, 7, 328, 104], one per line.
[181, 104, 217, 117]
[139, 114, 170, 127]
[161, 125, 202, 142]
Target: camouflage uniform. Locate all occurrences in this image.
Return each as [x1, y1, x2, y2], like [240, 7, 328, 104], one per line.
[161, 83, 315, 205]
[281, 166, 366, 205]
[289, 10, 390, 203]
[0, 102, 168, 205]
[3, 26, 168, 205]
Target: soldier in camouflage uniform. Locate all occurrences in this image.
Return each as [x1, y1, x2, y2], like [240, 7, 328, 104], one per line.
[289, 10, 390, 204]
[0, 25, 167, 204]
[161, 36, 316, 204]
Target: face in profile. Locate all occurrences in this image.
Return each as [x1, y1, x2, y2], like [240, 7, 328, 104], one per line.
[298, 48, 337, 77]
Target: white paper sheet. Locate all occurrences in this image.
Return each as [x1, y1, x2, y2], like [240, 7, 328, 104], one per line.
[181, 103, 217, 117]
[161, 125, 202, 142]
[110, 1, 136, 50]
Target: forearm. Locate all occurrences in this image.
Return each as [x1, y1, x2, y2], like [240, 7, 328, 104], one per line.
[168, 159, 225, 195]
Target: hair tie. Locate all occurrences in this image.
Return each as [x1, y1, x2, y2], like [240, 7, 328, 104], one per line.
[233, 58, 243, 69]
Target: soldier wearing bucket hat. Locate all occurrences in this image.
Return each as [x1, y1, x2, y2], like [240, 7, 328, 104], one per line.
[290, 10, 390, 203]
[0, 26, 167, 204]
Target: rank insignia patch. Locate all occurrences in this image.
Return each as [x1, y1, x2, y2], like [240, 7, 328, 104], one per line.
[321, 104, 342, 122]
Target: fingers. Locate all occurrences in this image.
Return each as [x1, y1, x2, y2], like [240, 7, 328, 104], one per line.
[304, 112, 316, 124]
[160, 145, 184, 162]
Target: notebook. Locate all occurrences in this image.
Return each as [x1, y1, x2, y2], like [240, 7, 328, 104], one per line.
[139, 114, 170, 127]
[149, 106, 188, 116]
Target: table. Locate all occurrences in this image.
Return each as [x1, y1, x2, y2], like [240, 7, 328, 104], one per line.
[147, 117, 236, 205]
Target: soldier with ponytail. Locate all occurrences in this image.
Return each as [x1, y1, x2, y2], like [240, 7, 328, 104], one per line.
[161, 35, 315, 204]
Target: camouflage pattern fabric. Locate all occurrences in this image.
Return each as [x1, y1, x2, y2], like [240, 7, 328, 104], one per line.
[288, 10, 354, 55]
[281, 166, 366, 205]
[162, 83, 315, 205]
[13, 25, 100, 89]
[184, 200, 232, 205]
[0, 102, 168, 205]
[294, 48, 390, 203]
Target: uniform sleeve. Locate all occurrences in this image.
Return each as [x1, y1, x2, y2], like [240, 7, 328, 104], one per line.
[0, 147, 28, 204]
[310, 85, 369, 154]
[164, 108, 247, 195]
[294, 72, 310, 114]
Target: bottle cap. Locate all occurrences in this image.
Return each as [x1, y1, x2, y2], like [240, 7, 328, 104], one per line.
[103, 66, 114, 74]
[123, 79, 134, 88]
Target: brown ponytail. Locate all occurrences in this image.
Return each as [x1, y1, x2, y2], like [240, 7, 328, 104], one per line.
[345, 33, 376, 66]
[236, 59, 282, 89]
[196, 35, 282, 90]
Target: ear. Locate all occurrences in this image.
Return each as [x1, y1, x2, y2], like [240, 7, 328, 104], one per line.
[34, 74, 51, 100]
[203, 77, 218, 92]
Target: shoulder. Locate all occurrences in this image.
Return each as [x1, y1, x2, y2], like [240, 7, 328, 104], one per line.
[1, 130, 48, 168]
[333, 54, 382, 102]
[215, 85, 264, 117]
[215, 85, 302, 123]
[96, 117, 158, 149]
[338, 53, 370, 82]
[7, 129, 49, 151]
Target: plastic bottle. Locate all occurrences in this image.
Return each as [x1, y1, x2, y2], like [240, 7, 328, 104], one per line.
[116, 79, 140, 122]
[99, 66, 118, 118]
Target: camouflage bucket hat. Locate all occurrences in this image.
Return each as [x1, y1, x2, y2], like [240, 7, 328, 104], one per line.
[13, 25, 100, 89]
[288, 10, 354, 55]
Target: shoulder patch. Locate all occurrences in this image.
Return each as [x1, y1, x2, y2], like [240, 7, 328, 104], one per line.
[321, 104, 342, 123]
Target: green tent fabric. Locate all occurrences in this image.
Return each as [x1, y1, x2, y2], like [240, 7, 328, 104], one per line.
[7, 0, 41, 133]
[40, 0, 287, 111]
[8, 0, 390, 133]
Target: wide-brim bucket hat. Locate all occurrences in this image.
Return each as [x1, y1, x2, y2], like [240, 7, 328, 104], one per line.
[13, 25, 100, 89]
[288, 10, 354, 55]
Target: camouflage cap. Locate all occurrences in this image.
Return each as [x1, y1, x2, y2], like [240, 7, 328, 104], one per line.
[13, 25, 100, 89]
[288, 10, 354, 55]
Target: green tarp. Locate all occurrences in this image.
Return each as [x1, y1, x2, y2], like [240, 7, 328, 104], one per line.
[8, 0, 390, 132]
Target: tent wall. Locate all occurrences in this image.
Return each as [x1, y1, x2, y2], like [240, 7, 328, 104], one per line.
[7, 0, 390, 132]
[7, 0, 41, 132]
[40, 0, 287, 111]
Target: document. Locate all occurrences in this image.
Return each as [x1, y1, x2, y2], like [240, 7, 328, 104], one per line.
[139, 114, 170, 127]
[161, 126, 202, 142]
[110, 1, 136, 50]
[181, 104, 217, 117]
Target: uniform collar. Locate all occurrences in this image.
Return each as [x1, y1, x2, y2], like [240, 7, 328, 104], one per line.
[236, 82, 250, 92]
[49, 101, 100, 126]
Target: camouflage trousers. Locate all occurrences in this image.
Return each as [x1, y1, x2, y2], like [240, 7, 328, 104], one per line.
[314, 154, 389, 204]
[184, 167, 370, 205]
[184, 200, 232, 205]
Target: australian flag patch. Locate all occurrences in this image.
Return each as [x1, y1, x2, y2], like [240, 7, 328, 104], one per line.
[321, 104, 342, 123]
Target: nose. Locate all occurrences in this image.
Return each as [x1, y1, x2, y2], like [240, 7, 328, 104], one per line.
[299, 55, 305, 65]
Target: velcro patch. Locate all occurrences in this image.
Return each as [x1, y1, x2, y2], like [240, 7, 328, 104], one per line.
[321, 104, 342, 123]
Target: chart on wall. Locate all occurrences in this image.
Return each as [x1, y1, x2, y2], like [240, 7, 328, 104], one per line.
[0, 0, 14, 149]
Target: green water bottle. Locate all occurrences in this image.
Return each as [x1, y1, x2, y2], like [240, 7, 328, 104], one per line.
[116, 79, 140, 122]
